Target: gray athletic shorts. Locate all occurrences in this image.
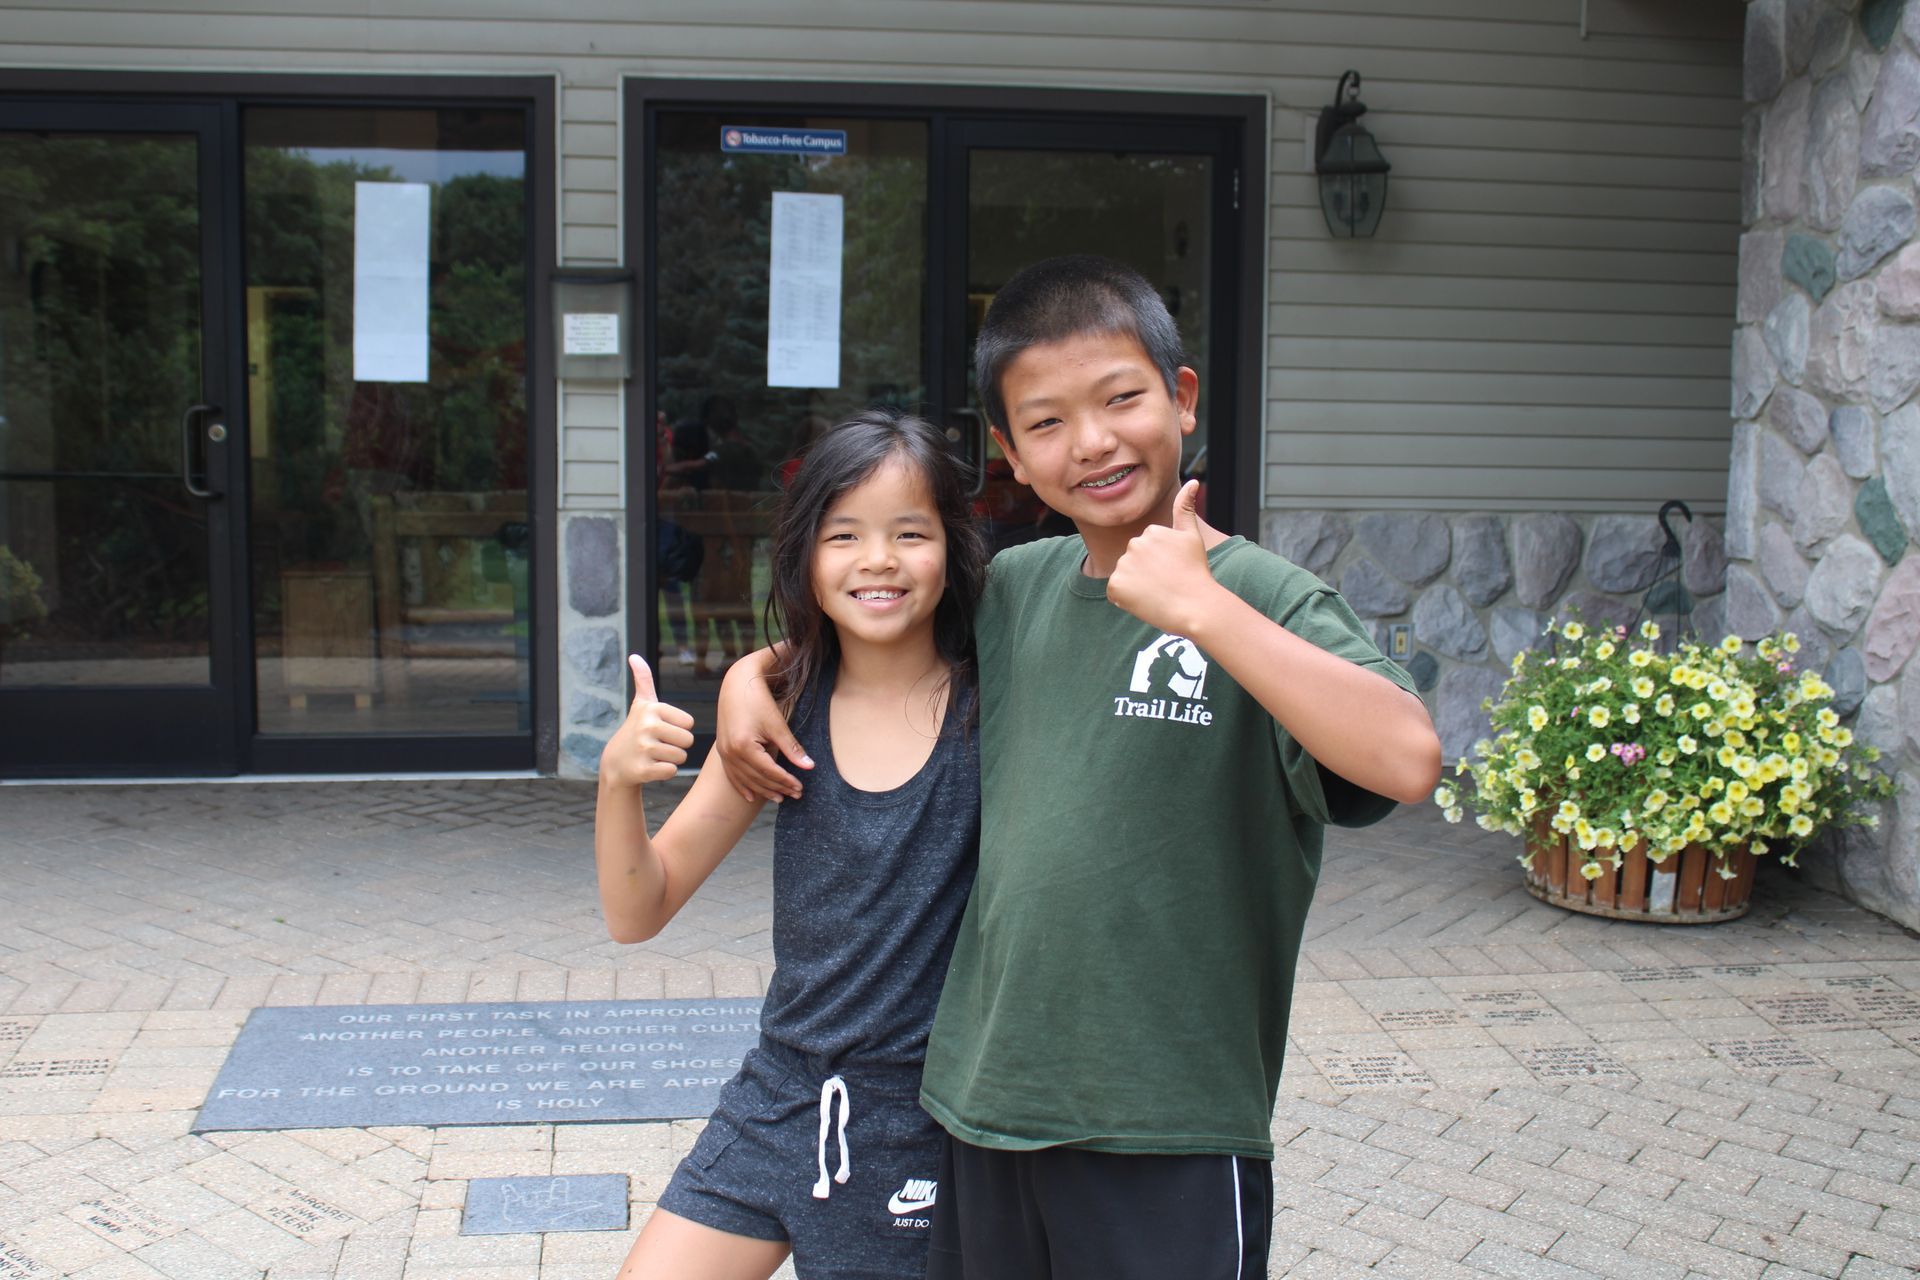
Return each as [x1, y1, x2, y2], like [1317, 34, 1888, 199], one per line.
[657, 1038, 943, 1280]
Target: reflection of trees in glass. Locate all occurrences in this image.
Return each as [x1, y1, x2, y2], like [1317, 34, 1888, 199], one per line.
[246, 139, 527, 570]
[0, 134, 209, 646]
[655, 128, 926, 470]
[966, 151, 1212, 437]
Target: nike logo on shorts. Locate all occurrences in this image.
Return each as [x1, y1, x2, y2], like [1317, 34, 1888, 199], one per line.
[887, 1178, 937, 1215]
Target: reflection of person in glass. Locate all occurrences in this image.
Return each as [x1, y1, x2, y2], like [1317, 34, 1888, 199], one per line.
[655, 411, 702, 667]
[688, 395, 759, 674]
[597, 413, 986, 1280]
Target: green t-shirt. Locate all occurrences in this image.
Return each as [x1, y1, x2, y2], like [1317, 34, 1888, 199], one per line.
[918, 534, 1415, 1160]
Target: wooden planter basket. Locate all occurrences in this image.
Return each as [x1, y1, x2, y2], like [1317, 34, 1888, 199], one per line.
[1523, 816, 1758, 924]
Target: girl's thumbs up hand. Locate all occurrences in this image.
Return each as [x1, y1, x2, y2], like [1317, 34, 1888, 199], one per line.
[599, 655, 697, 787]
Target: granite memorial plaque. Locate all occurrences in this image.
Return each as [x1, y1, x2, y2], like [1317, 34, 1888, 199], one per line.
[463, 1175, 629, 1235]
[194, 999, 762, 1132]
[0, 1019, 29, 1047]
[0, 1056, 110, 1084]
[1518, 1046, 1634, 1082]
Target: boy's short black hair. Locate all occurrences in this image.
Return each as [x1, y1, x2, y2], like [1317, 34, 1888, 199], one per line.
[973, 255, 1186, 435]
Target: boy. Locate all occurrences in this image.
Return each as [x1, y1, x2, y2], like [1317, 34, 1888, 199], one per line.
[716, 255, 1441, 1278]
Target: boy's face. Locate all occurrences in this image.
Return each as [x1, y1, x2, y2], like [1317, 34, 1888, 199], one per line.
[990, 331, 1199, 537]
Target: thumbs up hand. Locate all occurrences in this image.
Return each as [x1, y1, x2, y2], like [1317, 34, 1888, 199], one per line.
[1107, 480, 1220, 636]
[600, 655, 698, 787]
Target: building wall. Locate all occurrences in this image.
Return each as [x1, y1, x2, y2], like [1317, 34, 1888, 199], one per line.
[1734, 0, 1920, 931]
[0, 1, 1746, 777]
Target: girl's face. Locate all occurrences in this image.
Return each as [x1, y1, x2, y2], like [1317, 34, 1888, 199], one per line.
[811, 454, 948, 654]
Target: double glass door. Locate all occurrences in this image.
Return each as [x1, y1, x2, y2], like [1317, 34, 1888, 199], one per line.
[0, 97, 534, 777]
[645, 102, 1245, 733]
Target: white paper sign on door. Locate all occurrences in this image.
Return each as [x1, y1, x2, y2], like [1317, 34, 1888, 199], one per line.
[353, 181, 431, 383]
[766, 192, 843, 389]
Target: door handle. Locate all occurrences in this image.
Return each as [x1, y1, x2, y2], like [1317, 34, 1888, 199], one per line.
[181, 402, 222, 499]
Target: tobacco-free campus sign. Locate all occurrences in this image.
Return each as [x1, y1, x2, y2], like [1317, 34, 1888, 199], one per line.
[193, 999, 762, 1132]
[721, 126, 848, 155]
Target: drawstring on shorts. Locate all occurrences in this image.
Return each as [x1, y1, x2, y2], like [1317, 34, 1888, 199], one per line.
[812, 1074, 851, 1199]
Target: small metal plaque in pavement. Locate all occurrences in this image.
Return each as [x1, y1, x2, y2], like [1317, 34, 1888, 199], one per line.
[463, 1175, 629, 1235]
[194, 999, 761, 1132]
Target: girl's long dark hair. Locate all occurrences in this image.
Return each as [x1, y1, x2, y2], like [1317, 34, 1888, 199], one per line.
[765, 409, 987, 719]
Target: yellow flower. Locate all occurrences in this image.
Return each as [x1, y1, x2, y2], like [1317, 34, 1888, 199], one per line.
[1657, 747, 1677, 766]
[1733, 756, 1757, 779]
[1588, 676, 1614, 694]
[1670, 665, 1694, 686]
[1817, 708, 1839, 729]
[1678, 735, 1697, 754]
[1580, 861, 1605, 880]
[1691, 702, 1713, 721]
[1709, 801, 1734, 824]
[1562, 621, 1585, 641]
[1643, 790, 1669, 813]
[1716, 745, 1739, 768]
[1783, 731, 1801, 753]
[1707, 679, 1731, 701]
[1789, 814, 1814, 838]
[1833, 727, 1854, 748]
[1528, 705, 1549, 731]
[1783, 633, 1801, 653]
[1624, 704, 1641, 725]
[1629, 649, 1654, 669]
[1631, 676, 1655, 699]
[1586, 743, 1607, 763]
[1516, 748, 1541, 770]
[1726, 780, 1749, 803]
[1719, 635, 1743, 656]
[1595, 641, 1616, 660]
[1740, 798, 1766, 819]
[1589, 706, 1611, 728]
[1434, 785, 1457, 808]
[1640, 620, 1661, 641]
[1655, 694, 1676, 716]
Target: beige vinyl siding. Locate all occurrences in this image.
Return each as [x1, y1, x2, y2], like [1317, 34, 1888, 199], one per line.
[3, 0, 1742, 515]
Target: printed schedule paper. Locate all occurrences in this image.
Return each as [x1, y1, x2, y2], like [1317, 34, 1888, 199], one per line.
[766, 191, 843, 388]
[353, 181, 431, 383]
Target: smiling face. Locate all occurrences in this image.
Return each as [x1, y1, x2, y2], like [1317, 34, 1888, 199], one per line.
[990, 329, 1198, 555]
[811, 453, 948, 654]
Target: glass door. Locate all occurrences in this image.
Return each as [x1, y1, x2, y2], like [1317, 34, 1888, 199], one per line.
[944, 118, 1238, 551]
[241, 105, 533, 769]
[647, 111, 930, 730]
[0, 102, 241, 776]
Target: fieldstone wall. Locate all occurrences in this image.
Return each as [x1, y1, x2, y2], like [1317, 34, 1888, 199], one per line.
[1733, 0, 1920, 929]
[1263, 510, 1728, 767]
[557, 513, 625, 778]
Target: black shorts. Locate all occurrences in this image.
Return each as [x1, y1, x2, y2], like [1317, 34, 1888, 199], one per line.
[924, 1133, 1272, 1280]
[657, 1040, 943, 1280]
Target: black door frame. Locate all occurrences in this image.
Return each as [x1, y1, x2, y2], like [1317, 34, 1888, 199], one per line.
[0, 72, 558, 777]
[622, 79, 1265, 718]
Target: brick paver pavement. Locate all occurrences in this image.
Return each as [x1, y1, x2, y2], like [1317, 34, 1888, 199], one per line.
[0, 778, 1915, 1278]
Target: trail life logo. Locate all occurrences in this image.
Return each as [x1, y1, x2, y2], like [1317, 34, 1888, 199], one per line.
[1115, 635, 1213, 727]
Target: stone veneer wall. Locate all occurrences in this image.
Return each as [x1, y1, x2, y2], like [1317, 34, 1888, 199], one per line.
[557, 512, 626, 777]
[1731, 0, 1920, 928]
[1263, 510, 1729, 769]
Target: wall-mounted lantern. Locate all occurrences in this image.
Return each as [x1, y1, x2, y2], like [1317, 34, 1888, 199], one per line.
[1315, 70, 1391, 238]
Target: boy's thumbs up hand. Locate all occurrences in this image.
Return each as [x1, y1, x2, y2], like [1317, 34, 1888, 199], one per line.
[600, 655, 697, 787]
[1107, 480, 1220, 635]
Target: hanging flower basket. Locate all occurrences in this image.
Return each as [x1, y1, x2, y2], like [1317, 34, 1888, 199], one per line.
[1522, 815, 1757, 923]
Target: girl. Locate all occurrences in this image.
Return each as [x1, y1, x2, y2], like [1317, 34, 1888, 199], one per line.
[596, 410, 986, 1280]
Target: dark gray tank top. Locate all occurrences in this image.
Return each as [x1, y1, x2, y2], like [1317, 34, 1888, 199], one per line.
[761, 663, 979, 1070]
